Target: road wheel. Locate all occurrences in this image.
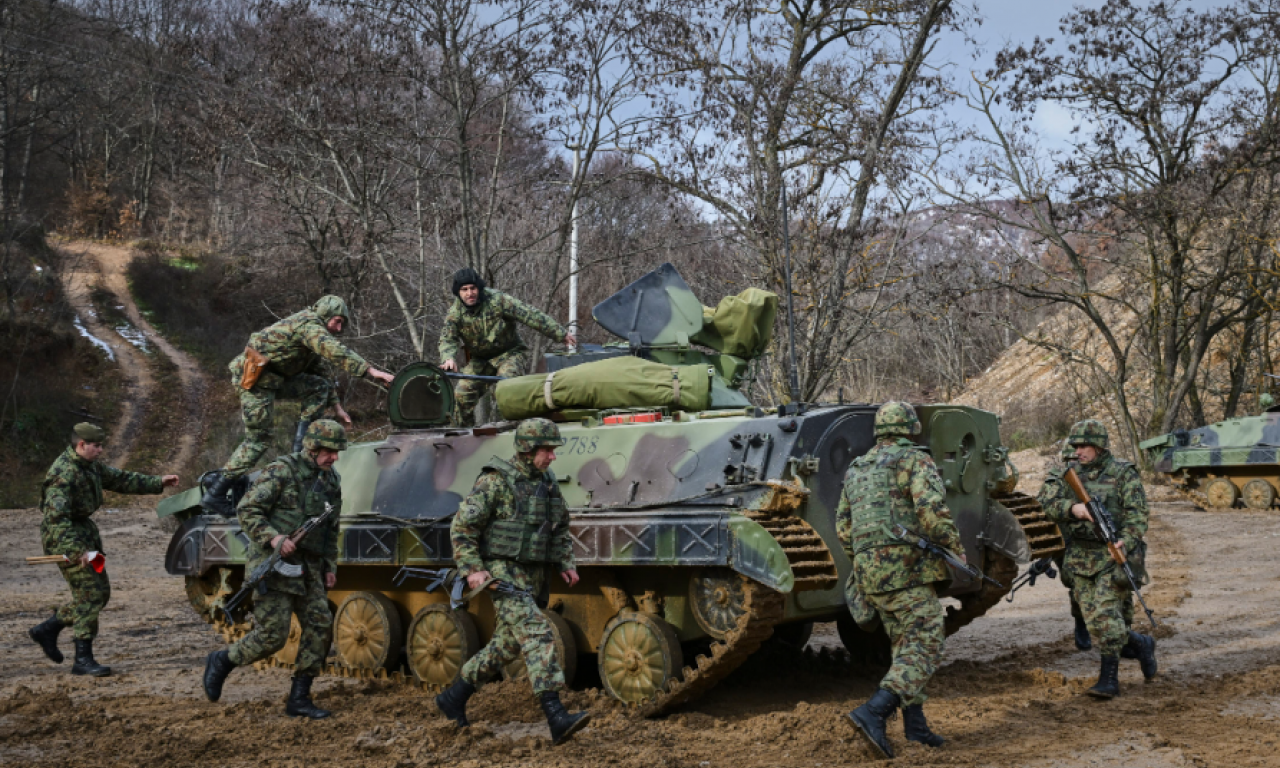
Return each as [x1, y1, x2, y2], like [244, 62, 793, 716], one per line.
[1204, 478, 1239, 509]
[406, 605, 480, 686]
[184, 567, 238, 622]
[689, 568, 747, 640]
[1242, 479, 1275, 510]
[272, 614, 304, 664]
[334, 592, 403, 671]
[598, 612, 683, 704]
[503, 611, 579, 687]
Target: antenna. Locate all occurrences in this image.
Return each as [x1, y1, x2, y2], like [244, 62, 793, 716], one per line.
[780, 184, 801, 404]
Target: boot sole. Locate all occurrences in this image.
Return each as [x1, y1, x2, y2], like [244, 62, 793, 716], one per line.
[551, 712, 592, 746]
[1085, 688, 1116, 699]
[71, 668, 111, 677]
[434, 695, 469, 728]
[845, 711, 894, 760]
[286, 709, 331, 719]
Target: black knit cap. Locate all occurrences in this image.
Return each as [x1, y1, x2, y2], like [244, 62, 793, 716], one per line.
[451, 267, 486, 298]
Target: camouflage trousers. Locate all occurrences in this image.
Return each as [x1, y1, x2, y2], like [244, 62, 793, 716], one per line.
[1055, 552, 1084, 621]
[224, 374, 333, 477]
[867, 584, 945, 707]
[228, 581, 333, 677]
[461, 561, 562, 695]
[453, 349, 527, 428]
[54, 562, 111, 640]
[1070, 566, 1133, 657]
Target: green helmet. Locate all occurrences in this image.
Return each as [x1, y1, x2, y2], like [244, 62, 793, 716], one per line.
[312, 295, 349, 324]
[1060, 439, 1075, 461]
[514, 418, 565, 453]
[303, 419, 348, 451]
[874, 401, 920, 437]
[1067, 419, 1109, 450]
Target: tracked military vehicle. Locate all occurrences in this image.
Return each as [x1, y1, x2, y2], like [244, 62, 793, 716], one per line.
[160, 263, 1063, 715]
[1142, 404, 1280, 510]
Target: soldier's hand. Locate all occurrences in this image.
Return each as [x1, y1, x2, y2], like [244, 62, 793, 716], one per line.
[561, 569, 580, 587]
[466, 570, 491, 590]
[161, 474, 180, 487]
[440, 360, 458, 373]
[333, 402, 353, 427]
[271, 535, 297, 557]
[77, 553, 93, 567]
[1070, 502, 1094, 522]
[368, 368, 396, 385]
[564, 332, 578, 349]
[324, 572, 337, 589]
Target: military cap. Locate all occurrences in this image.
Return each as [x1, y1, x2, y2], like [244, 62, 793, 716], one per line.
[514, 417, 565, 453]
[302, 419, 348, 452]
[312, 295, 349, 323]
[1067, 419, 1109, 450]
[874, 401, 921, 437]
[74, 422, 106, 443]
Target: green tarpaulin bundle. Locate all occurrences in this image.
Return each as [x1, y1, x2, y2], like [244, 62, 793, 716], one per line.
[495, 356, 712, 420]
[692, 287, 777, 359]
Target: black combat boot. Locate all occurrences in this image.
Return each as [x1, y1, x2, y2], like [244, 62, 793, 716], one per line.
[1086, 655, 1120, 699]
[29, 614, 66, 663]
[1125, 631, 1157, 680]
[845, 688, 900, 759]
[435, 678, 476, 727]
[1073, 614, 1092, 651]
[203, 649, 236, 702]
[70, 638, 111, 677]
[200, 474, 236, 516]
[539, 691, 591, 746]
[292, 420, 313, 453]
[285, 675, 331, 719]
[902, 703, 945, 747]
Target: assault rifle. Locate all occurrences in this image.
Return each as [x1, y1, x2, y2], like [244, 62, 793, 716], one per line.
[394, 566, 533, 609]
[1005, 557, 1058, 603]
[218, 502, 336, 622]
[1063, 468, 1158, 629]
[891, 524, 1004, 588]
[444, 373, 506, 383]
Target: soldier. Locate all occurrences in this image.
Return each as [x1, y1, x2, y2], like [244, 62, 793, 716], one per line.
[438, 268, 576, 427]
[201, 295, 394, 514]
[434, 418, 591, 746]
[28, 423, 180, 676]
[1037, 419, 1157, 699]
[201, 420, 346, 719]
[1056, 440, 1092, 651]
[839, 402, 961, 759]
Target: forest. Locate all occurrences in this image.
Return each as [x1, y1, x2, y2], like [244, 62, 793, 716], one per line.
[3, 0, 1280, 466]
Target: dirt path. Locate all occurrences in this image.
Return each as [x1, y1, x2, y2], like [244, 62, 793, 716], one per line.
[2, 496, 1278, 768]
[57, 241, 208, 475]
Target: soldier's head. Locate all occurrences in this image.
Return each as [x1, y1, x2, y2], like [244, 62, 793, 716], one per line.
[451, 267, 486, 308]
[514, 417, 565, 470]
[313, 295, 350, 334]
[71, 422, 106, 461]
[303, 419, 347, 469]
[874, 401, 921, 439]
[1068, 418, 1109, 464]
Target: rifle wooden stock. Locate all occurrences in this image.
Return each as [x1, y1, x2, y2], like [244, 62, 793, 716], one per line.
[1064, 468, 1128, 565]
[25, 555, 67, 564]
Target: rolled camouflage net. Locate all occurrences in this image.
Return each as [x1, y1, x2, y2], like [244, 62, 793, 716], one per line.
[495, 356, 712, 419]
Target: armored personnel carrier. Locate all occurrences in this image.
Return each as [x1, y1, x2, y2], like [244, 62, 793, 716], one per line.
[160, 263, 1062, 715]
[1142, 404, 1280, 510]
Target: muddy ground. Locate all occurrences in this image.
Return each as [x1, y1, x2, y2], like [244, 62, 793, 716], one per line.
[3, 482, 1279, 767]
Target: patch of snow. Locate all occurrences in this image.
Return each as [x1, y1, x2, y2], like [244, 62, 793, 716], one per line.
[74, 316, 115, 361]
[115, 323, 150, 352]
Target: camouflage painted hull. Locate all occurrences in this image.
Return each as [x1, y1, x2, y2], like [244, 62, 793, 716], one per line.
[1142, 410, 1280, 509]
[162, 397, 1061, 713]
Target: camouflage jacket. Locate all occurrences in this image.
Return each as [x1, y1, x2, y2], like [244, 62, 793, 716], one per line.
[438, 289, 567, 363]
[236, 452, 342, 594]
[836, 438, 962, 595]
[1038, 452, 1148, 578]
[450, 454, 575, 581]
[229, 308, 370, 395]
[40, 447, 165, 559]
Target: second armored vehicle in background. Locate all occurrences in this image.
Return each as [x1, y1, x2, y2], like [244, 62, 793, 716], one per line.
[1142, 405, 1280, 510]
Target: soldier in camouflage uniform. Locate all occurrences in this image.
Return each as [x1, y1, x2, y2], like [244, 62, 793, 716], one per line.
[434, 418, 591, 746]
[1037, 419, 1157, 699]
[202, 295, 394, 514]
[838, 402, 960, 759]
[438, 268, 576, 427]
[28, 423, 179, 676]
[202, 420, 346, 719]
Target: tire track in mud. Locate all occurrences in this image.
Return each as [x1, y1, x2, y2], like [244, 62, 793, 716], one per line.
[57, 242, 209, 475]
